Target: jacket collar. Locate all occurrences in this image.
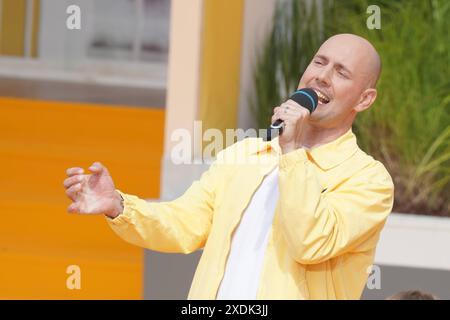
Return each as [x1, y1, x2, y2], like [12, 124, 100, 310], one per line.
[253, 128, 359, 170]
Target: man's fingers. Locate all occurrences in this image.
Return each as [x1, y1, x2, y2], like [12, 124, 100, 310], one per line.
[89, 161, 108, 175]
[67, 202, 79, 214]
[65, 183, 82, 201]
[66, 167, 84, 176]
[273, 113, 296, 126]
[272, 108, 291, 123]
[272, 111, 283, 124]
[63, 175, 84, 189]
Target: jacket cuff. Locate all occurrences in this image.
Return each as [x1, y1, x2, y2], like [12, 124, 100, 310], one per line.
[104, 189, 134, 225]
[279, 148, 308, 169]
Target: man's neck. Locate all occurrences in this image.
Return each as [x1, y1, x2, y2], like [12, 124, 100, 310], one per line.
[300, 123, 351, 150]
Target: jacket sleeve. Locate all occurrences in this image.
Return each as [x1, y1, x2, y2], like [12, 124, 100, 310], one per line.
[105, 151, 229, 254]
[278, 148, 394, 265]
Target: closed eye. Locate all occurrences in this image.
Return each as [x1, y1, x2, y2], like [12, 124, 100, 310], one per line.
[338, 70, 349, 78]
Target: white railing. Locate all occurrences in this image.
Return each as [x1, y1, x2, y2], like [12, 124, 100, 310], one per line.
[375, 212, 450, 271]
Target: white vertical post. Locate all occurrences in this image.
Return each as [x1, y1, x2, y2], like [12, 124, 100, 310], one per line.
[146, 0, 207, 299]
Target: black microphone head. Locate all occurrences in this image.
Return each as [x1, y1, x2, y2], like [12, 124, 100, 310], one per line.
[289, 88, 318, 113]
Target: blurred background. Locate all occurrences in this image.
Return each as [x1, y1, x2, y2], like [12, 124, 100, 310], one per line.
[0, 0, 449, 299]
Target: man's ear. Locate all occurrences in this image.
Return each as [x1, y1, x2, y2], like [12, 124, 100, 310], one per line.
[354, 88, 377, 113]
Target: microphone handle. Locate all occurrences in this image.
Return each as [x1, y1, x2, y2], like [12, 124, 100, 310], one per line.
[270, 119, 284, 130]
[268, 119, 284, 140]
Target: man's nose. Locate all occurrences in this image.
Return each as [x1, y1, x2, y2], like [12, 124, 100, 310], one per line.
[315, 66, 332, 87]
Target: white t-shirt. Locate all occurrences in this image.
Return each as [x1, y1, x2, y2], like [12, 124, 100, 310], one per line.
[216, 167, 279, 300]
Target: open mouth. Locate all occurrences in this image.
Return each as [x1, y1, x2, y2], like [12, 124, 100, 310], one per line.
[313, 89, 331, 104]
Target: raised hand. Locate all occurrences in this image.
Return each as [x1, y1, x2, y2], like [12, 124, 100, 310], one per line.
[63, 162, 123, 218]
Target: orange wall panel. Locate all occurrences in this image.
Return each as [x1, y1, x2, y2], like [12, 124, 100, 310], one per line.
[0, 97, 165, 299]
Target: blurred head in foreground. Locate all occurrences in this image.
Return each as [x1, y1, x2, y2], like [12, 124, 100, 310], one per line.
[386, 290, 439, 300]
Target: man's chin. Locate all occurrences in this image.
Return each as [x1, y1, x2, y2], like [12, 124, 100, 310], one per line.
[310, 106, 328, 122]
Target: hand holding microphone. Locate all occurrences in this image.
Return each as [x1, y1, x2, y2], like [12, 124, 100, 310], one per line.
[268, 88, 319, 153]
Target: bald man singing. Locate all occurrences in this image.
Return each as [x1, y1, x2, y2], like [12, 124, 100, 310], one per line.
[63, 34, 394, 300]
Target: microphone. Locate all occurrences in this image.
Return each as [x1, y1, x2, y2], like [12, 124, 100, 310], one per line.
[266, 88, 318, 141]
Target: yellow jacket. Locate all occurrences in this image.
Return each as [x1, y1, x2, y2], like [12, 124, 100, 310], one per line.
[107, 129, 394, 299]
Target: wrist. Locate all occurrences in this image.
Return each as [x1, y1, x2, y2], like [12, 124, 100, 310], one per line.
[105, 191, 124, 219]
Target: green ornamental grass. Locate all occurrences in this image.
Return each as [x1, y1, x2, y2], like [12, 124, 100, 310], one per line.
[250, 0, 450, 216]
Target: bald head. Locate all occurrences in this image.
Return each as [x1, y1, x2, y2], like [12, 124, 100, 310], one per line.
[297, 33, 383, 129]
[321, 34, 381, 88]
